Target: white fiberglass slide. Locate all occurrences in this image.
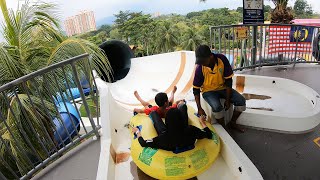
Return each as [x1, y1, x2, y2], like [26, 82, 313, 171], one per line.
[95, 51, 262, 180]
[232, 74, 320, 133]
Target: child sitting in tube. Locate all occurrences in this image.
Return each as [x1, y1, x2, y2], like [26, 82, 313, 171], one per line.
[133, 86, 185, 118]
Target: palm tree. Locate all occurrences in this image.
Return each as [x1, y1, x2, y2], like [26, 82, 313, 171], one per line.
[181, 28, 204, 51]
[0, 0, 111, 178]
[270, 0, 294, 23]
[155, 21, 178, 53]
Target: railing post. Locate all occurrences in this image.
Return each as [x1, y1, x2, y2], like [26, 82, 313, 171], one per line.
[252, 25, 258, 66]
[0, 170, 7, 180]
[209, 27, 212, 49]
[219, 27, 222, 53]
[71, 61, 100, 138]
[293, 25, 300, 67]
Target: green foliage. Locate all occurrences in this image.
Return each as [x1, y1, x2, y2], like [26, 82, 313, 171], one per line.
[264, 5, 272, 21]
[109, 28, 122, 40]
[0, 0, 112, 178]
[154, 21, 179, 53]
[122, 14, 155, 55]
[80, 3, 317, 55]
[188, 8, 241, 26]
[79, 98, 99, 117]
[181, 27, 204, 51]
[293, 0, 313, 18]
[90, 8, 246, 55]
[76, 24, 112, 46]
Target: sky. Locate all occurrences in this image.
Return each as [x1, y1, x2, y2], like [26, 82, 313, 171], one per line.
[1, 0, 320, 41]
[5, 0, 319, 21]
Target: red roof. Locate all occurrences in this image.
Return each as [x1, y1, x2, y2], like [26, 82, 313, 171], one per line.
[292, 19, 320, 26]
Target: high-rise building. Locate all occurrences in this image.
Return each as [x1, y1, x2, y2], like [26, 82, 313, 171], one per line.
[152, 12, 161, 18]
[64, 10, 97, 37]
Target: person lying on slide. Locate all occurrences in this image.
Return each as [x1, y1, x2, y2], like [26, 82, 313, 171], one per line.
[133, 86, 184, 118]
[132, 105, 212, 151]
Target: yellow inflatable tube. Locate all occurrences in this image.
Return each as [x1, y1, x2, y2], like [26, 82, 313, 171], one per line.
[130, 106, 221, 180]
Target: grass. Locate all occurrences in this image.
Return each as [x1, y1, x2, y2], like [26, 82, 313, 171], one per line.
[79, 98, 99, 117]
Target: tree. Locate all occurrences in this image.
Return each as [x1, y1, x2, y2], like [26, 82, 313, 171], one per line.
[181, 28, 204, 51]
[122, 14, 153, 44]
[140, 20, 156, 55]
[97, 31, 108, 43]
[107, 8, 245, 54]
[200, 0, 292, 23]
[186, 11, 204, 19]
[264, 5, 272, 12]
[270, 0, 294, 23]
[109, 28, 122, 40]
[264, 5, 272, 20]
[99, 24, 112, 32]
[191, 8, 240, 26]
[114, 10, 132, 27]
[173, 21, 190, 45]
[198, 25, 210, 44]
[293, 0, 313, 18]
[0, 0, 111, 178]
[236, 7, 243, 14]
[155, 21, 178, 53]
[114, 11, 143, 41]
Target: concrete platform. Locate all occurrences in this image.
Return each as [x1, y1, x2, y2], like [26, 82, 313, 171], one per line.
[32, 138, 101, 180]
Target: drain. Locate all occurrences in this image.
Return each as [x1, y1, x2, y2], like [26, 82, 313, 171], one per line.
[151, 88, 159, 92]
[275, 67, 288, 71]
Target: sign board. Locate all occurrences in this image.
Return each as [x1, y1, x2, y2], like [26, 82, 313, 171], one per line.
[236, 27, 249, 40]
[243, 0, 264, 24]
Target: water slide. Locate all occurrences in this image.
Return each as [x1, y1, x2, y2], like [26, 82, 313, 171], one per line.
[53, 102, 81, 147]
[104, 45, 320, 134]
[53, 76, 95, 146]
[95, 41, 263, 179]
[95, 40, 320, 179]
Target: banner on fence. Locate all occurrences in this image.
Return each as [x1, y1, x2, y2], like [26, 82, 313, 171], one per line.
[236, 27, 249, 40]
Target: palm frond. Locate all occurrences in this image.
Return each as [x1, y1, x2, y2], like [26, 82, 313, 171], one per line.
[0, 45, 25, 85]
[3, 93, 57, 174]
[155, 21, 178, 52]
[181, 28, 204, 51]
[48, 38, 112, 82]
[0, 1, 112, 178]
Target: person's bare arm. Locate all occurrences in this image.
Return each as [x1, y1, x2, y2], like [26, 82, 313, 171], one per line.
[195, 94, 206, 116]
[199, 115, 208, 128]
[134, 108, 145, 113]
[193, 65, 205, 116]
[168, 86, 177, 104]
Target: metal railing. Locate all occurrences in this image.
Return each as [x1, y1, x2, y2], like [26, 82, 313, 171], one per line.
[0, 54, 100, 179]
[209, 24, 320, 71]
